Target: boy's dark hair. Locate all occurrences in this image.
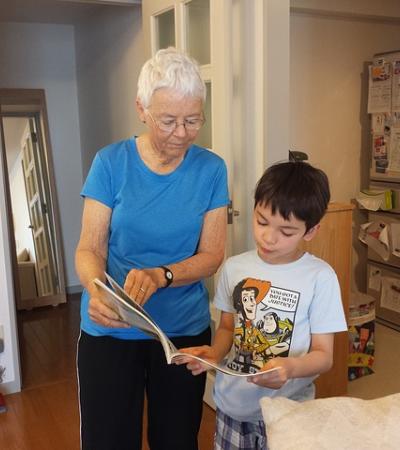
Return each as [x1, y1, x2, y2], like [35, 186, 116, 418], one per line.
[254, 161, 330, 232]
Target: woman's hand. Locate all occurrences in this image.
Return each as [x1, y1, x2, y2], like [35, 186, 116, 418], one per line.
[174, 345, 218, 376]
[124, 268, 164, 305]
[88, 293, 130, 328]
[248, 357, 292, 389]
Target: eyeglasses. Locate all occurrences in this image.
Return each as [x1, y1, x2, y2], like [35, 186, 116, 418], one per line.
[146, 110, 205, 133]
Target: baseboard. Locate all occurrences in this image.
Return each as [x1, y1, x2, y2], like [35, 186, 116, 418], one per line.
[66, 284, 83, 295]
[0, 378, 21, 395]
[376, 317, 400, 332]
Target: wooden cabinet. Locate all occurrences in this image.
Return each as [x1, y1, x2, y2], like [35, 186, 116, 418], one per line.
[300, 202, 353, 398]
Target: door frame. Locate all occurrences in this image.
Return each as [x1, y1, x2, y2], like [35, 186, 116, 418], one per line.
[0, 89, 67, 392]
[0, 89, 67, 310]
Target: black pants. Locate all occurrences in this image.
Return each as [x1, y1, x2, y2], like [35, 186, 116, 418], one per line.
[77, 328, 211, 450]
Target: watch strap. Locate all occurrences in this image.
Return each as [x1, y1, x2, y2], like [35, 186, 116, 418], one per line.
[160, 266, 173, 287]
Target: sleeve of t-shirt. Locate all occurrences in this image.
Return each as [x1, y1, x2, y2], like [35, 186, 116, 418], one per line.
[80, 151, 114, 208]
[309, 268, 348, 334]
[213, 262, 236, 314]
[207, 159, 229, 211]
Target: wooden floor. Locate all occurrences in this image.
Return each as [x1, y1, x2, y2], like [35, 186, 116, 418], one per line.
[0, 295, 216, 450]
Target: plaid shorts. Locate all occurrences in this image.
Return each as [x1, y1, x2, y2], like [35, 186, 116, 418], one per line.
[214, 408, 268, 450]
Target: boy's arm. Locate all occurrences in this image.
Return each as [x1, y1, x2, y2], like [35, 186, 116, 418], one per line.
[177, 311, 234, 375]
[210, 311, 235, 362]
[250, 333, 334, 389]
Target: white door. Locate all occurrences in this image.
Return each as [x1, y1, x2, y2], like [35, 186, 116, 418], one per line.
[142, 0, 237, 409]
[142, 0, 236, 251]
[21, 119, 57, 298]
[142, 0, 291, 410]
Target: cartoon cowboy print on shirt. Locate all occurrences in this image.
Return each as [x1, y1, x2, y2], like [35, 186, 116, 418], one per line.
[227, 278, 297, 374]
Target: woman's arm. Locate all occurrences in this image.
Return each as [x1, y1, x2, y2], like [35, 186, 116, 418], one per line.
[170, 205, 227, 284]
[75, 198, 127, 327]
[124, 205, 227, 303]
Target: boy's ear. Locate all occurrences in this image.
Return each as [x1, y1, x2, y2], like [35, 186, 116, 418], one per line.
[303, 223, 320, 242]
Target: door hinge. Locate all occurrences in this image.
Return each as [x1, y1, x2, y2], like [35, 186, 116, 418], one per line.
[31, 131, 38, 143]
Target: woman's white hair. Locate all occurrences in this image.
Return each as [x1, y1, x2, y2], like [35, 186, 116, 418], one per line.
[137, 47, 206, 108]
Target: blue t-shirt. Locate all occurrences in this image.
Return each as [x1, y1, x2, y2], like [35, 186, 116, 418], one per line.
[80, 137, 229, 339]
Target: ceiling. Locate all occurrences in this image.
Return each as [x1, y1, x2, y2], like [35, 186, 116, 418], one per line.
[0, 0, 138, 25]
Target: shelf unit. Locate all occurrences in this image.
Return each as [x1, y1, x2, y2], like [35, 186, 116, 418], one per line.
[365, 50, 400, 332]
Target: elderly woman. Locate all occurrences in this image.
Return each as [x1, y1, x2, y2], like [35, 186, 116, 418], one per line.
[75, 48, 229, 450]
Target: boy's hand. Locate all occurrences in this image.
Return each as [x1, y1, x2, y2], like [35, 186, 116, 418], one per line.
[174, 345, 218, 376]
[248, 357, 293, 389]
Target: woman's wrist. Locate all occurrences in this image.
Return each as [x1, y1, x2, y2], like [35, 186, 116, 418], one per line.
[159, 266, 174, 287]
[144, 267, 169, 289]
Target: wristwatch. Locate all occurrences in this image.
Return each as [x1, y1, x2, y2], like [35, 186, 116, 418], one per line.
[160, 266, 173, 287]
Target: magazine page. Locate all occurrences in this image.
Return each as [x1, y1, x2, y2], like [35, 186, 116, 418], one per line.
[172, 351, 279, 377]
[94, 276, 178, 361]
[105, 273, 155, 322]
[93, 278, 159, 337]
[171, 353, 280, 378]
[96, 274, 281, 377]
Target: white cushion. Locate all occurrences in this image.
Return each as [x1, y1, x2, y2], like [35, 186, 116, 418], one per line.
[260, 394, 400, 450]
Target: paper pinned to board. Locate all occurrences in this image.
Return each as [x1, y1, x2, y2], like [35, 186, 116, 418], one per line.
[367, 62, 392, 113]
[390, 223, 400, 258]
[359, 222, 390, 261]
[356, 189, 393, 211]
[380, 276, 400, 314]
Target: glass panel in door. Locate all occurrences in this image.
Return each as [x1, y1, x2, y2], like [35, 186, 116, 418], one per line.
[184, 0, 210, 65]
[155, 8, 175, 50]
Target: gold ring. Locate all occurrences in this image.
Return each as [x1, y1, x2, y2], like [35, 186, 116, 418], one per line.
[140, 287, 145, 293]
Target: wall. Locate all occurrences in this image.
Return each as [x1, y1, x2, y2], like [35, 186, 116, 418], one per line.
[74, 5, 145, 177]
[0, 7, 144, 394]
[290, 11, 400, 290]
[291, 0, 400, 19]
[0, 135, 21, 393]
[0, 22, 83, 288]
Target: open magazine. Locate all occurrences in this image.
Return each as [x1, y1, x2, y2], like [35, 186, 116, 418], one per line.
[94, 273, 280, 378]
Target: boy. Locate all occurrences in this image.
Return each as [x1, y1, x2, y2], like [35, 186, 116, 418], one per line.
[181, 161, 348, 450]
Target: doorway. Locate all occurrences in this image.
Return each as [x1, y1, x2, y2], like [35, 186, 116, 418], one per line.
[0, 89, 67, 387]
[2, 115, 62, 307]
[0, 89, 66, 309]
[0, 89, 66, 310]
[0, 89, 67, 384]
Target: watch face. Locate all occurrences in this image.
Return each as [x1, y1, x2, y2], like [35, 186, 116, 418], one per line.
[161, 266, 173, 286]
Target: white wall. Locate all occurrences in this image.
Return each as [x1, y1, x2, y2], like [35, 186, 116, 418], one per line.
[0, 9, 144, 394]
[75, 6, 145, 176]
[0, 138, 21, 394]
[0, 22, 83, 288]
[291, 0, 400, 19]
[290, 12, 400, 290]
